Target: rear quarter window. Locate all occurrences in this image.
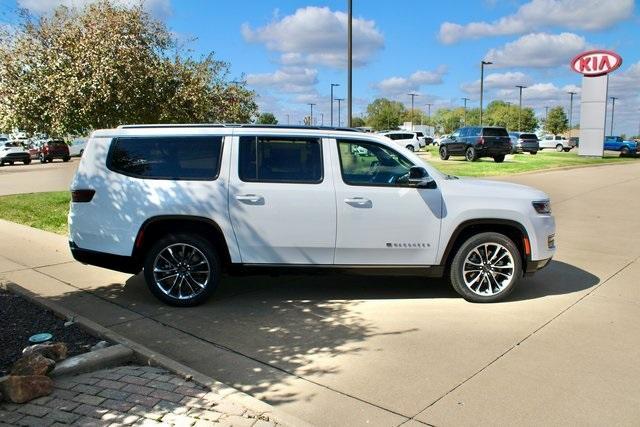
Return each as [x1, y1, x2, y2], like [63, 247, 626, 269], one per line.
[107, 136, 223, 180]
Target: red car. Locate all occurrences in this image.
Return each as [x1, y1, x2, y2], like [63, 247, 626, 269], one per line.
[33, 140, 71, 163]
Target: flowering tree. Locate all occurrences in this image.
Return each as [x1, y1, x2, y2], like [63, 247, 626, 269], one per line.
[0, 1, 257, 136]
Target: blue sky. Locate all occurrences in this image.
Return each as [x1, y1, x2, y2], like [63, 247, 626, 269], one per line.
[3, 0, 639, 134]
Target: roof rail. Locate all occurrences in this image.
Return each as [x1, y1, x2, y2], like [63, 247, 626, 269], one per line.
[117, 123, 360, 132]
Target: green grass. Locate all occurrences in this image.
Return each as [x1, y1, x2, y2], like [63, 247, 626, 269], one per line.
[419, 145, 636, 177]
[0, 191, 70, 234]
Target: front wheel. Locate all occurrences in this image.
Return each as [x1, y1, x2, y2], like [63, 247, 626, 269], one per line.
[493, 155, 505, 163]
[63, 156, 70, 162]
[24, 158, 31, 165]
[449, 232, 522, 303]
[556, 144, 564, 152]
[465, 147, 477, 162]
[621, 147, 630, 156]
[406, 145, 415, 152]
[530, 151, 537, 155]
[439, 146, 450, 160]
[143, 233, 220, 307]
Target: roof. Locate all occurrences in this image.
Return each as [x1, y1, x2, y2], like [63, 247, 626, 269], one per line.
[117, 123, 359, 132]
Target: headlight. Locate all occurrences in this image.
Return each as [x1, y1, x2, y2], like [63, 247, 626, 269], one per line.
[532, 200, 551, 215]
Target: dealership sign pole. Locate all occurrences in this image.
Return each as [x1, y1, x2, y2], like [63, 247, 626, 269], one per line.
[571, 50, 622, 157]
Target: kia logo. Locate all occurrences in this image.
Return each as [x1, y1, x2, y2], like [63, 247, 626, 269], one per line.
[570, 50, 622, 77]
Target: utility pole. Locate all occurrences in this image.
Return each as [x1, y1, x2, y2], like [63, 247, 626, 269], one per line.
[408, 93, 418, 130]
[320, 112, 324, 126]
[308, 103, 316, 126]
[347, 0, 353, 127]
[330, 83, 340, 126]
[567, 91, 576, 136]
[425, 103, 432, 124]
[610, 96, 617, 136]
[480, 60, 492, 126]
[516, 85, 527, 132]
[335, 98, 345, 127]
[545, 106, 549, 122]
[461, 97, 470, 126]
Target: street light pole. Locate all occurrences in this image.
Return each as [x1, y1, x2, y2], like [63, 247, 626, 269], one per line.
[330, 83, 340, 126]
[335, 98, 344, 127]
[480, 60, 492, 126]
[461, 97, 470, 126]
[610, 96, 617, 136]
[567, 91, 576, 136]
[408, 93, 418, 130]
[308, 103, 316, 126]
[347, 0, 353, 127]
[545, 106, 549, 122]
[286, 114, 290, 125]
[320, 112, 324, 126]
[516, 85, 527, 132]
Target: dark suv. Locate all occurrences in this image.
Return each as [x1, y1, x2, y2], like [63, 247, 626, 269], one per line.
[439, 126, 512, 162]
[38, 139, 70, 163]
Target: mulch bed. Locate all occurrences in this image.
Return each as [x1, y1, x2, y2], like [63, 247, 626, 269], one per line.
[0, 289, 102, 376]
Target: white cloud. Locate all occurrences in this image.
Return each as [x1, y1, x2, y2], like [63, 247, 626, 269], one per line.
[17, 0, 171, 17]
[609, 61, 640, 96]
[246, 67, 318, 94]
[484, 32, 587, 68]
[242, 6, 384, 68]
[439, 0, 633, 44]
[461, 72, 531, 95]
[373, 66, 447, 96]
[497, 82, 581, 103]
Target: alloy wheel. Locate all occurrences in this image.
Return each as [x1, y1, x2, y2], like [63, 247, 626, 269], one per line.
[152, 243, 211, 300]
[462, 243, 515, 296]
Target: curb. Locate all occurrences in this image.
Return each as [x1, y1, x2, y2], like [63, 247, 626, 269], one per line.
[3, 281, 310, 427]
[51, 344, 134, 378]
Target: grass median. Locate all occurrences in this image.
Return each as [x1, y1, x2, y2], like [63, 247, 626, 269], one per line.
[419, 146, 636, 177]
[0, 191, 70, 234]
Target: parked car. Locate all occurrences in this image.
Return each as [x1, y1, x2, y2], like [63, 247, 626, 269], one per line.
[539, 135, 572, 152]
[439, 126, 512, 162]
[434, 134, 450, 146]
[569, 137, 579, 148]
[69, 138, 87, 157]
[37, 139, 71, 163]
[379, 131, 421, 152]
[69, 124, 555, 306]
[604, 136, 638, 156]
[414, 131, 433, 148]
[508, 132, 539, 154]
[0, 141, 31, 166]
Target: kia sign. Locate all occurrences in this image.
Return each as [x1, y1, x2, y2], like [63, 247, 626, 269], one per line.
[571, 50, 622, 77]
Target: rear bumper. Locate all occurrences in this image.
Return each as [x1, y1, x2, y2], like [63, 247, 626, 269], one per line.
[69, 241, 140, 274]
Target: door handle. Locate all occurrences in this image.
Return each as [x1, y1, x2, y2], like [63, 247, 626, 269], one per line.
[236, 194, 264, 204]
[344, 197, 372, 207]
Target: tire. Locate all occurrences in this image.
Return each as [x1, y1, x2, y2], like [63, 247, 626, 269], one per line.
[621, 147, 630, 156]
[47, 157, 53, 163]
[23, 158, 31, 165]
[0, 161, 4, 167]
[556, 144, 564, 152]
[39, 154, 46, 164]
[406, 145, 415, 152]
[449, 232, 522, 303]
[493, 155, 505, 163]
[465, 147, 477, 162]
[79, 149, 84, 157]
[563, 148, 570, 152]
[530, 151, 537, 155]
[63, 156, 70, 162]
[8, 161, 14, 165]
[143, 233, 220, 307]
[439, 146, 449, 160]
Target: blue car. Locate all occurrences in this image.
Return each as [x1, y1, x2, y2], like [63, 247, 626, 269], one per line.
[604, 136, 638, 156]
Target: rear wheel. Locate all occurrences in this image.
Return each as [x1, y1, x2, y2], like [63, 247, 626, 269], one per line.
[8, 161, 14, 165]
[439, 146, 449, 160]
[143, 233, 220, 307]
[63, 156, 70, 162]
[493, 155, 505, 163]
[556, 144, 564, 152]
[79, 149, 84, 157]
[449, 232, 522, 303]
[621, 147, 630, 156]
[530, 151, 537, 155]
[23, 158, 31, 165]
[406, 145, 415, 152]
[465, 147, 477, 162]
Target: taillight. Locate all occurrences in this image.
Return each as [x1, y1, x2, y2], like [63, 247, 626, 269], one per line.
[71, 189, 95, 203]
[477, 137, 485, 145]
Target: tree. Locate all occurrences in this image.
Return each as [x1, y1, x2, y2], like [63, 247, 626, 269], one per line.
[484, 101, 538, 132]
[544, 106, 568, 135]
[365, 98, 406, 131]
[256, 112, 278, 125]
[0, 1, 257, 136]
[351, 116, 366, 127]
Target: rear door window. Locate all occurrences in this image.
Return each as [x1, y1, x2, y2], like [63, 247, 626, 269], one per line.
[108, 136, 223, 180]
[238, 136, 322, 184]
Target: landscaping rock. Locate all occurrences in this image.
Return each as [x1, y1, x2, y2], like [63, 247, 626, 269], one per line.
[22, 342, 68, 361]
[0, 375, 53, 403]
[10, 353, 55, 376]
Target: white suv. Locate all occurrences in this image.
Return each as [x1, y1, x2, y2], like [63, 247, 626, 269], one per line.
[69, 125, 555, 306]
[539, 135, 571, 152]
[379, 131, 421, 152]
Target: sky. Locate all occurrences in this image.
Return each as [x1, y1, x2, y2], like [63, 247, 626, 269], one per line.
[2, 0, 639, 135]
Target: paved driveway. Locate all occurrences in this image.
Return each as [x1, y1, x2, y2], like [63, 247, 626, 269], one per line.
[2, 161, 639, 426]
[0, 157, 79, 196]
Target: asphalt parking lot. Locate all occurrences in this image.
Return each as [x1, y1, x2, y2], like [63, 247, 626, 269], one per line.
[1, 159, 639, 426]
[0, 157, 80, 196]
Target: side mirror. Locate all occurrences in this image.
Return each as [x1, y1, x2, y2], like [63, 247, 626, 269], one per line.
[408, 167, 436, 188]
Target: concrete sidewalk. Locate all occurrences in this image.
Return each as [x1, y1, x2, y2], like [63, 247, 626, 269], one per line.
[1, 160, 640, 426]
